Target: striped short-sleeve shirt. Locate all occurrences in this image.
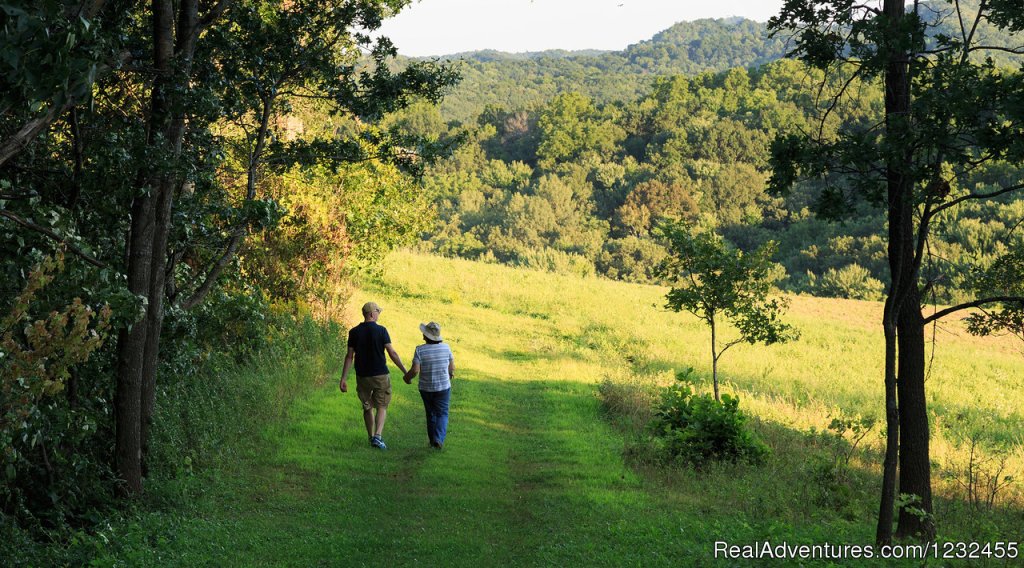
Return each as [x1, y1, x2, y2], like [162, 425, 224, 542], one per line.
[413, 342, 454, 392]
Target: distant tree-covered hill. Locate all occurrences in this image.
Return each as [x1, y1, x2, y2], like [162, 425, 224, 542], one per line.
[429, 18, 790, 122]
[622, 17, 788, 74]
[420, 6, 1023, 123]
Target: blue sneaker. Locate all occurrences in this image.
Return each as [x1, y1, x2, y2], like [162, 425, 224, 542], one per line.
[371, 436, 387, 450]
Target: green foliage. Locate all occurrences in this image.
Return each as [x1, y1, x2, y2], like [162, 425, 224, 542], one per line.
[963, 245, 1024, 338]
[536, 92, 625, 168]
[0, 254, 114, 530]
[0, 1, 113, 113]
[649, 377, 768, 467]
[243, 155, 433, 321]
[805, 413, 878, 516]
[434, 18, 791, 123]
[615, 179, 698, 237]
[595, 236, 668, 283]
[1, 310, 345, 565]
[149, 312, 343, 482]
[1, 0, 460, 541]
[813, 263, 885, 301]
[657, 220, 797, 399]
[512, 247, 595, 278]
[657, 222, 797, 347]
[416, 31, 1024, 305]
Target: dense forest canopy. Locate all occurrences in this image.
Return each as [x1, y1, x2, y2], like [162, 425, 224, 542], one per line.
[384, 7, 1024, 307]
[421, 10, 1024, 123]
[0, 0, 457, 533]
[425, 18, 790, 122]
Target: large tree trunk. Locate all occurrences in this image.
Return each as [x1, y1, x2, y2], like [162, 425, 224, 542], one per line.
[877, 0, 937, 543]
[896, 287, 934, 539]
[114, 193, 155, 495]
[140, 0, 199, 477]
[877, 0, 909, 543]
[114, 0, 184, 495]
[881, 0, 935, 541]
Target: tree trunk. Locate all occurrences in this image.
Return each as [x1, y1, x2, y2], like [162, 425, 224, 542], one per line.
[895, 287, 934, 539]
[877, 0, 934, 542]
[114, 192, 155, 496]
[140, 0, 199, 477]
[876, 317, 899, 545]
[710, 315, 720, 402]
[114, 0, 176, 495]
[139, 178, 174, 476]
[881, 0, 935, 541]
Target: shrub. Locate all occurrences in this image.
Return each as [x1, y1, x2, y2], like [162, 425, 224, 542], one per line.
[148, 313, 343, 480]
[812, 263, 884, 300]
[595, 236, 668, 283]
[513, 247, 595, 277]
[649, 378, 768, 467]
[1, 255, 117, 532]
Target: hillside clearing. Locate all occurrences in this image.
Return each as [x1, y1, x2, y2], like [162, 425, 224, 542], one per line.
[95, 252, 1023, 566]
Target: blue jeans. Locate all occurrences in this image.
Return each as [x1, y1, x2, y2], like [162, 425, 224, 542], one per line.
[419, 388, 451, 445]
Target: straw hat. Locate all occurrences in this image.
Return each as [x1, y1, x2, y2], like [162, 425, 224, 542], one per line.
[419, 321, 442, 341]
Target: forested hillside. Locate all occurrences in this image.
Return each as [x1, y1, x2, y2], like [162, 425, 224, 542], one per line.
[431, 18, 791, 121]
[389, 59, 1024, 304]
[386, 7, 1024, 305]
[428, 9, 1024, 123]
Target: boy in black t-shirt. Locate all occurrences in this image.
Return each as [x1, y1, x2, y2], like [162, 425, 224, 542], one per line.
[340, 302, 408, 449]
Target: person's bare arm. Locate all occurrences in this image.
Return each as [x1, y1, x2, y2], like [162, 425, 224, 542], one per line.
[448, 357, 455, 381]
[339, 347, 355, 392]
[385, 343, 407, 374]
[404, 362, 420, 384]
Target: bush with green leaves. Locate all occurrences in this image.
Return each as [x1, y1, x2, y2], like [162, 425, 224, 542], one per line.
[1, 255, 117, 531]
[649, 377, 768, 467]
[812, 263, 884, 301]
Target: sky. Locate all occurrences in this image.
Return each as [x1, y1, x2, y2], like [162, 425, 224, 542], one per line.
[376, 0, 787, 57]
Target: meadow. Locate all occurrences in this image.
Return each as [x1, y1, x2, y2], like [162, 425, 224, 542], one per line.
[87, 250, 1023, 566]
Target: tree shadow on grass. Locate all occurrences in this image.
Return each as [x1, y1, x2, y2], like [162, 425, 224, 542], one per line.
[607, 385, 1024, 551]
[124, 367, 1023, 567]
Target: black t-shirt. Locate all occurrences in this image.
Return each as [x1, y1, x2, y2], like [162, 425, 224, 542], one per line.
[347, 321, 391, 377]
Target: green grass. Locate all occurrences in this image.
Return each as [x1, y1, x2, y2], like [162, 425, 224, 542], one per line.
[83, 251, 1022, 566]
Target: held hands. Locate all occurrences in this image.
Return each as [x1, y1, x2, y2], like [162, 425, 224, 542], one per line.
[403, 370, 414, 384]
[339, 378, 348, 393]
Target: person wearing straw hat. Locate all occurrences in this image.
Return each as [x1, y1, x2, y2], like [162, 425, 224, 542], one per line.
[340, 301, 408, 450]
[403, 321, 455, 449]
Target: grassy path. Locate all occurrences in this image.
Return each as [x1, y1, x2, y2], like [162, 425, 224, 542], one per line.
[102, 253, 1022, 566]
[149, 366, 708, 566]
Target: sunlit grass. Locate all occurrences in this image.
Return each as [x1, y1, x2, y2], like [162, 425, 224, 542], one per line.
[89, 250, 1023, 566]
[373, 250, 1021, 430]
[369, 250, 1024, 520]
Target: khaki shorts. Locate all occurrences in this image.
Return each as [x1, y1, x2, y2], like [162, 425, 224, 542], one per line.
[356, 374, 392, 410]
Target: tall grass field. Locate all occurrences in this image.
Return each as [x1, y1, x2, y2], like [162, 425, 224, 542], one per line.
[90, 251, 1022, 566]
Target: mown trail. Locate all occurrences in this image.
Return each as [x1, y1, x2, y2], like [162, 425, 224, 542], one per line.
[117, 253, 1022, 566]
[160, 359, 703, 566]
